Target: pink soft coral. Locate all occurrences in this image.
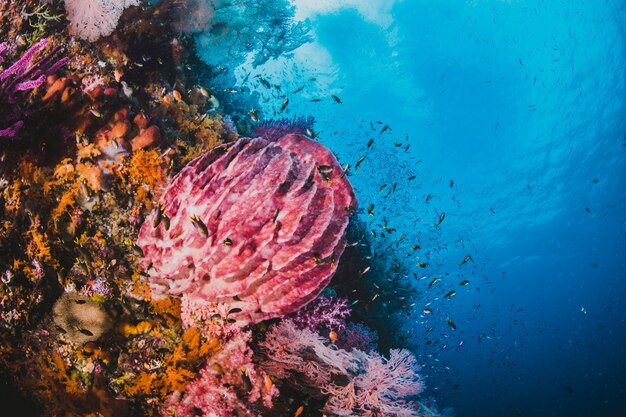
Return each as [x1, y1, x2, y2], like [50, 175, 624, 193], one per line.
[162, 331, 278, 417]
[258, 319, 425, 417]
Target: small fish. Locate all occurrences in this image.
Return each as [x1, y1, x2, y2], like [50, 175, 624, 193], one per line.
[74, 326, 94, 336]
[249, 109, 259, 122]
[89, 109, 103, 118]
[449, 179, 454, 188]
[359, 266, 371, 276]
[444, 290, 457, 298]
[279, 98, 289, 113]
[258, 76, 271, 89]
[294, 405, 305, 417]
[411, 244, 421, 251]
[447, 318, 457, 331]
[241, 369, 252, 392]
[317, 165, 333, 182]
[223, 238, 233, 246]
[380, 124, 389, 134]
[310, 98, 322, 102]
[331, 95, 343, 104]
[272, 208, 280, 224]
[459, 254, 472, 266]
[416, 261, 429, 268]
[367, 203, 375, 216]
[371, 293, 380, 301]
[585, 207, 591, 213]
[428, 277, 440, 289]
[407, 175, 416, 181]
[423, 308, 433, 314]
[367, 137, 374, 148]
[590, 178, 600, 184]
[152, 204, 164, 228]
[305, 128, 316, 139]
[490, 207, 496, 214]
[190, 214, 208, 237]
[459, 280, 470, 286]
[355, 155, 366, 172]
[292, 86, 304, 94]
[379, 184, 387, 192]
[434, 212, 445, 227]
[228, 307, 242, 315]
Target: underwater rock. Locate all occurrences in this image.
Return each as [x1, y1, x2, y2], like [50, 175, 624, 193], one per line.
[52, 292, 112, 345]
[137, 133, 357, 325]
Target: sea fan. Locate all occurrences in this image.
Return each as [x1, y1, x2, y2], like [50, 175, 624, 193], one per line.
[259, 319, 426, 417]
[63, 0, 140, 42]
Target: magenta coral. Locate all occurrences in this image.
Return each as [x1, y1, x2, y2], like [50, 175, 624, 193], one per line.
[0, 38, 68, 138]
[137, 133, 357, 325]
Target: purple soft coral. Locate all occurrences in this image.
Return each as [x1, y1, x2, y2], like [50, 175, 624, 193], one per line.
[290, 293, 351, 333]
[252, 115, 315, 141]
[0, 38, 68, 138]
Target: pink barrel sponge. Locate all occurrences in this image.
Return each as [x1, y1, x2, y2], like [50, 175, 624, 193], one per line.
[137, 133, 357, 325]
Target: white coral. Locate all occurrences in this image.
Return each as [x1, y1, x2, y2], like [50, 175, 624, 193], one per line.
[64, 0, 140, 42]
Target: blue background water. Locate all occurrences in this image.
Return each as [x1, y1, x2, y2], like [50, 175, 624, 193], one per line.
[223, 1, 626, 416]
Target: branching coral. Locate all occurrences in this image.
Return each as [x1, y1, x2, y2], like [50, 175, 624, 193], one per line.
[192, 0, 312, 68]
[259, 319, 427, 417]
[0, 37, 68, 138]
[162, 330, 278, 417]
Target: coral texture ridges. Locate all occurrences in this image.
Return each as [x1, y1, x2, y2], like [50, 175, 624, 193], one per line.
[137, 133, 357, 325]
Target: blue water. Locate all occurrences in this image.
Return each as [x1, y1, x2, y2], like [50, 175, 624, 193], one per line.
[211, 1, 626, 416]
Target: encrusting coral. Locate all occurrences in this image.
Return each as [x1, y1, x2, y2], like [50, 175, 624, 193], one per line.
[52, 292, 112, 345]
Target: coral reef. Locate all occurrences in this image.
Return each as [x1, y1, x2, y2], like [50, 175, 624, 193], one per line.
[0, 1, 450, 416]
[137, 133, 357, 325]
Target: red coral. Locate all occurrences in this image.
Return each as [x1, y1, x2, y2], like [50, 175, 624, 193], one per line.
[137, 133, 357, 325]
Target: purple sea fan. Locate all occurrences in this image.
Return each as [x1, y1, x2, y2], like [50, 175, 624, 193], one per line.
[252, 115, 315, 141]
[137, 133, 357, 325]
[290, 293, 351, 333]
[0, 38, 68, 138]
